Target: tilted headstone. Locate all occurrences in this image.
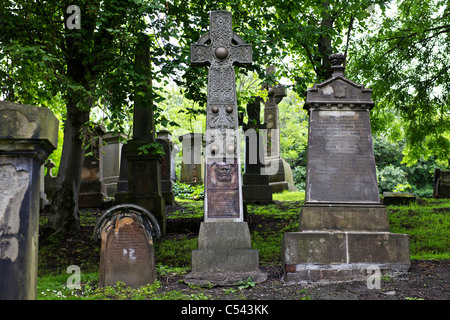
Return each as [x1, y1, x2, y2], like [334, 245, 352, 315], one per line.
[281, 54, 410, 283]
[94, 204, 161, 288]
[79, 124, 107, 208]
[0, 101, 58, 299]
[262, 66, 297, 193]
[114, 34, 165, 234]
[185, 10, 265, 285]
[179, 133, 204, 185]
[156, 130, 179, 205]
[242, 97, 272, 205]
[102, 132, 126, 197]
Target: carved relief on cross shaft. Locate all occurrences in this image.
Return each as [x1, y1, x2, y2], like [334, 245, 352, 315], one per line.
[210, 11, 232, 47]
[208, 65, 235, 104]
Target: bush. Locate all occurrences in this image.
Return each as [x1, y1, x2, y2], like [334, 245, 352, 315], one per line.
[378, 165, 410, 193]
[173, 181, 204, 200]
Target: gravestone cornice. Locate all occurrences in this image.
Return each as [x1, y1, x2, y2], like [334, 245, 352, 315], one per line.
[305, 54, 374, 111]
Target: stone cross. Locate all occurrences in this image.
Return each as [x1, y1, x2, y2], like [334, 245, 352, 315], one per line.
[186, 11, 263, 284]
[191, 10, 252, 221]
[44, 159, 55, 177]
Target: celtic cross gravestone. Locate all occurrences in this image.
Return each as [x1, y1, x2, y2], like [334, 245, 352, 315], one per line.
[191, 10, 251, 221]
[186, 11, 265, 285]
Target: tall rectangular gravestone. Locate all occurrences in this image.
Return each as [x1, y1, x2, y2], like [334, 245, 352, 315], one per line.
[0, 101, 58, 299]
[185, 11, 265, 286]
[281, 54, 410, 283]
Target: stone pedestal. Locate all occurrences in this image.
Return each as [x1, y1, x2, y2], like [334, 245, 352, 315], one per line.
[0, 101, 58, 299]
[186, 222, 265, 285]
[281, 54, 410, 283]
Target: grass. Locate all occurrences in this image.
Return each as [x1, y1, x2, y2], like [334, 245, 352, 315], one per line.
[386, 198, 450, 260]
[37, 191, 449, 300]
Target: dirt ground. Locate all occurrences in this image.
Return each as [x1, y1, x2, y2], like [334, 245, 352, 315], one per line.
[38, 204, 449, 301]
[157, 260, 449, 300]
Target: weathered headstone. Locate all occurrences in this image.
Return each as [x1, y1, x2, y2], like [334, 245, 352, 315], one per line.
[281, 54, 410, 283]
[179, 133, 204, 185]
[262, 66, 297, 193]
[102, 132, 126, 197]
[185, 10, 265, 285]
[95, 204, 161, 288]
[79, 124, 107, 208]
[433, 168, 450, 198]
[0, 101, 58, 299]
[156, 130, 179, 205]
[115, 34, 166, 234]
[242, 97, 272, 205]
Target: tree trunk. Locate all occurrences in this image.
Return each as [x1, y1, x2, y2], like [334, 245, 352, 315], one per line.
[47, 45, 91, 232]
[47, 99, 89, 233]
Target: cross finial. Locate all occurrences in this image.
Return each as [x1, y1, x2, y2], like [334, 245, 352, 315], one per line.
[44, 159, 55, 177]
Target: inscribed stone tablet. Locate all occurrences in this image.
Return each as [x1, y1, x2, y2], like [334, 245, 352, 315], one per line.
[306, 110, 379, 203]
[99, 217, 156, 288]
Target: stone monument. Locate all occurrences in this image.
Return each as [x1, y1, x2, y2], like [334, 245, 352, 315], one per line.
[79, 124, 107, 208]
[156, 130, 179, 205]
[0, 101, 58, 299]
[94, 204, 161, 288]
[102, 132, 126, 197]
[179, 133, 204, 185]
[185, 10, 265, 285]
[115, 34, 166, 235]
[433, 167, 450, 198]
[262, 66, 297, 193]
[281, 54, 410, 283]
[242, 97, 272, 205]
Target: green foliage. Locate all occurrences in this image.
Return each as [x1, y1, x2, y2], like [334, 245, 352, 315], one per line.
[153, 236, 197, 267]
[348, 0, 450, 164]
[173, 181, 204, 200]
[378, 164, 410, 193]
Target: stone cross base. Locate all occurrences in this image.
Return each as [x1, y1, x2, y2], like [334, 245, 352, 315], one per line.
[185, 222, 266, 285]
[281, 230, 410, 284]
